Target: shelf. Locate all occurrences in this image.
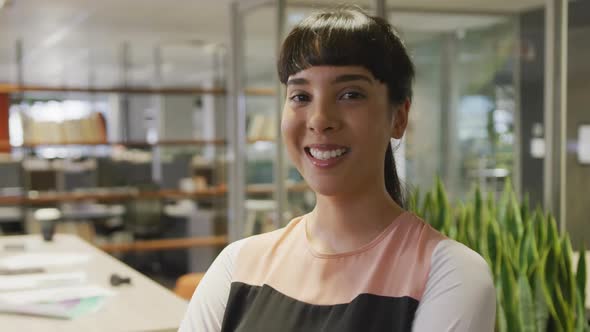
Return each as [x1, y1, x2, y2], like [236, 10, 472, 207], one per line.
[98, 235, 228, 253]
[0, 84, 276, 97]
[247, 137, 276, 144]
[243, 87, 276, 96]
[246, 182, 310, 194]
[0, 83, 225, 96]
[0, 183, 310, 206]
[19, 139, 227, 148]
[0, 188, 227, 206]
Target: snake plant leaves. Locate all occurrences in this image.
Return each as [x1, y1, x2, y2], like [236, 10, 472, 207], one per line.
[501, 260, 522, 331]
[497, 178, 512, 226]
[474, 186, 485, 235]
[505, 193, 525, 246]
[519, 273, 537, 332]
[547, 215, 560, 253]
[533, 209, 548, 253]
[576, 247, 586, 314]
[534, 267, 550, 332]
[539, 248, 559, 325]
[410, 177, 586, 331]
[486, 216, 502, 278]
[487, 190, 496, 215]
[554, 285, 575, 331]
[519, 226, 538, 278]
[408, 187, 420, 215]
[574, 289, 589, 332]
[521, 194, 530, 227]
[559, 235, 576, 306]
[497, 300, 509, 332]
[421, 191, 433, 226]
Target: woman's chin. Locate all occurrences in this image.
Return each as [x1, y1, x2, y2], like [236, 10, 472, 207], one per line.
[306, 181, 353, 198]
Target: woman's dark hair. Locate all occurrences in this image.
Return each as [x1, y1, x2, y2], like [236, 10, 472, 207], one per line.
[277, 7, 414, 207]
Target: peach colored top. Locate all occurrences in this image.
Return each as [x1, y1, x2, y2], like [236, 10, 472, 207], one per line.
[180, 212, 496, 331]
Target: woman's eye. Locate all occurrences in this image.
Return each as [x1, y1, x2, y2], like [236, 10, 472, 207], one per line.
[290, 94, 310, 103]
[341, 91, 365, 100]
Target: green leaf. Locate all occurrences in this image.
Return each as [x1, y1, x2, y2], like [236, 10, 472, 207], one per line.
[575, 289, 588, 332]
[521, 193, 530, 226]
[518, 273, 536, 332]
[435, 177, 452, 235]
[547, 215, 559, 252]
[525, 226, 540, 279]
[507, 193, 524, 243]
[556, 234, 576, 312]
[501, 255, 521, 331]
[540, 250, 559, 321]
[576, 247, 587, 312]
[486, 217, 502, 279]
[554, 285, 575, 332]
[519, 226, 532, 275]
[533, 209, 547, 251]
[497, 300, 509, 332]
[474, 185, 485, 236]
[486, 191, 496, 219]
[408, 187, 420, 215]
[533, 267, 549, 332]
[421, 192, 433, 225]
[497, 178, 512, 226]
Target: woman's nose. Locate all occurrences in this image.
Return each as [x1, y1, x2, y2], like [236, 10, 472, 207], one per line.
[307, 101, 340, 133]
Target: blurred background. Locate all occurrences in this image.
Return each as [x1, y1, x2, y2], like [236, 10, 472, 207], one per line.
[0, 0, 588, 292]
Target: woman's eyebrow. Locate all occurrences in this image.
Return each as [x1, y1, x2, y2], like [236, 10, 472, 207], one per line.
[332, 74, 373, 85]
[286, 78, 309, 86]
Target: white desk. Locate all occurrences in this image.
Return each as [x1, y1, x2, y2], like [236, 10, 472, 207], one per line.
[0, 234, 188, 332]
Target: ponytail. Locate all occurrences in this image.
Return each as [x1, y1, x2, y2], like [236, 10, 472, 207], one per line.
[384, 141, 404, 208]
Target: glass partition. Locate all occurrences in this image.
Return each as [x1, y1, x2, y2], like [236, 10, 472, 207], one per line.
[387, 9, 518, 200]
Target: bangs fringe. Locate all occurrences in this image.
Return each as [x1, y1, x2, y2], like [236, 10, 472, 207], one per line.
[278, 11, 387, 83]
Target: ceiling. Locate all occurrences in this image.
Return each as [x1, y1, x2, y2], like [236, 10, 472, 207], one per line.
[0, 0, 545, 88]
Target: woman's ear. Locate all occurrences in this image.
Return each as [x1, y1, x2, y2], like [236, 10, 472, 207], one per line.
[391, 99, 411, 139]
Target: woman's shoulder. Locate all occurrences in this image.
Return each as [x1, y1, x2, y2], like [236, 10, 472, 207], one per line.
[427, 238, 494, 295]
[413, 240, 496, 330]
[432, 239, 491, 269]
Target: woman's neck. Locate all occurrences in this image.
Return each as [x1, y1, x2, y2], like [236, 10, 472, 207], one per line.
[306, 187, 405, 255]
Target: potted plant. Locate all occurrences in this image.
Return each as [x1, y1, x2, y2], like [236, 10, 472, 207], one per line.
[409, 178, 588, 331]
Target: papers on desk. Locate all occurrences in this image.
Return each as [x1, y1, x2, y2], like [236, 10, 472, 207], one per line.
[0, 272, 86, 291]
[0, 252, 111, 319]
[0, 285, 115, 305]
[0, 285, 115, 319]
[0, 253, 90, 270]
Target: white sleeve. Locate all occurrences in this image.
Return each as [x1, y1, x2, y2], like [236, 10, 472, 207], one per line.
[178, 239, 245, 332]
[412, 239, 496, 332]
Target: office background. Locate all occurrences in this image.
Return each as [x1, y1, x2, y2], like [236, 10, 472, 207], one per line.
[0, 0, 588, 317]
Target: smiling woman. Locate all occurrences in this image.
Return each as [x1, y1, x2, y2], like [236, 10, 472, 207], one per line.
[180, 7, 495, 332]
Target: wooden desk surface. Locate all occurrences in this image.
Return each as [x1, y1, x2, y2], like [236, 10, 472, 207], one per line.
[0, 234, 188, 332]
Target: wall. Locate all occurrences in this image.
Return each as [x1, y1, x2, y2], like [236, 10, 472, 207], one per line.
[520, 3, 590, 249]
[565, 1, 590, 250]
[519, 8, 546, 208]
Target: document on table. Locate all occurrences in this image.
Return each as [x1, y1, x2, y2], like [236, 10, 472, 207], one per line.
[0, 285, 115, 319]
[0, 253, 90, 270]
[0, 272, 86, 291]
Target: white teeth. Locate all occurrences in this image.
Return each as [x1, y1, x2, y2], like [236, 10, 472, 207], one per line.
[309, 148, 347, 160]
